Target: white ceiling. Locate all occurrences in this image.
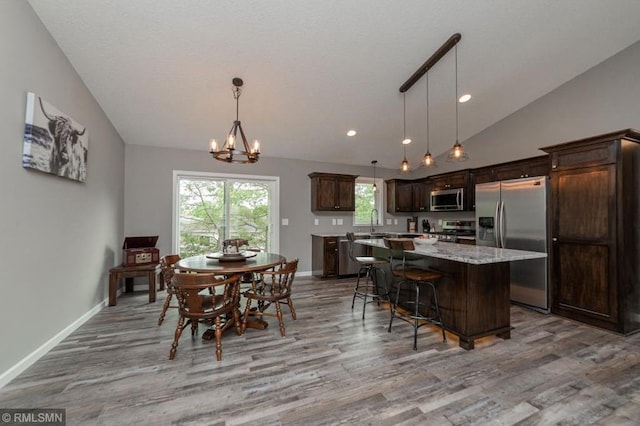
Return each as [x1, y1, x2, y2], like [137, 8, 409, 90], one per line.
[28, 0, 640, 169]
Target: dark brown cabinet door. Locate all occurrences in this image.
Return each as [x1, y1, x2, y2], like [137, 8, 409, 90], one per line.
[323, 237, 338, 277]
[551, 165, 617, 325]
[309, 173, 357, 211]
[315, 175, 338, 210]
[412, 180, 429, 212]
[336, 177, 355, 211]
[494, 155, 550, 181]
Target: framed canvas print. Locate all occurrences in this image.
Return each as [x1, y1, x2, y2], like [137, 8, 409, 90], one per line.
[22, 92, 89, 182]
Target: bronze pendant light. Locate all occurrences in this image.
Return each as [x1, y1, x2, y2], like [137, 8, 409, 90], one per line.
[423, 73, 436, 168]
[447, 45, 469, 162]
[400, 93, 411, 173]
[209, 77, 261, 164]
[371, 160, 378, 192]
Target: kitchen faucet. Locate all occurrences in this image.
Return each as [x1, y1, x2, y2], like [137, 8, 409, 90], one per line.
[370, 208, 379, 233]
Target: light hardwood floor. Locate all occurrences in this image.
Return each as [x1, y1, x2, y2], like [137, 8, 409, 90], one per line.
[1, 276, 640, 425]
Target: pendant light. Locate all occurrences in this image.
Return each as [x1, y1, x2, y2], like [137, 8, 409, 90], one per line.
[371, 160, 378, 192]
[447, 45, 469, 162]
[400, 93, 411, 173]
[423, 73, 436, 168]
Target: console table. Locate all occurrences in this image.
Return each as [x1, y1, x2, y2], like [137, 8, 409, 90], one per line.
[108, 263, 162, 306]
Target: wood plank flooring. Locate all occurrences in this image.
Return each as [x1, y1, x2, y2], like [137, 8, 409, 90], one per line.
[1, 276, 640, 425]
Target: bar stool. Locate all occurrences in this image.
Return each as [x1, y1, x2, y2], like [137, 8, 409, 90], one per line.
[346, 232, 389, 319]
[384, 238, 446, 350]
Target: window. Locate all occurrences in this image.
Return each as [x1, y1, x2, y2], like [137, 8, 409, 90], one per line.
[173, 171, 279, 257]
[354, 177, 384, 227]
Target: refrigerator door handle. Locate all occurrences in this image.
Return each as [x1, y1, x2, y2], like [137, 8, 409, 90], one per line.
[499, 201, 506, 248]
[494, 201, 501, 247]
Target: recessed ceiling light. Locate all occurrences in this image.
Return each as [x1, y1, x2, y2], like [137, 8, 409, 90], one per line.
[458, 94, 471, 103]
[402, 138, 412, 145]
[347, 130, 357, 136]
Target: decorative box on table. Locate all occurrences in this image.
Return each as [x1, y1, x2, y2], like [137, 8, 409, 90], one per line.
[122, 236, 159, 266]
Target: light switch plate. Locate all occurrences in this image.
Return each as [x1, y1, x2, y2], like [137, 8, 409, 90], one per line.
[332, 219, 337, 225]
[386, 219, 392, 225]
[394, 219, 398, 225]
[314, 218, 319, 226]
[337, 219, 343, 225]
[282, 218, 289, 226]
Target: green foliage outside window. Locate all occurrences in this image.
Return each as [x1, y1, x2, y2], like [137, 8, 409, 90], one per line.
[178, 179, 270, 257]
[354, 182, 376, 225]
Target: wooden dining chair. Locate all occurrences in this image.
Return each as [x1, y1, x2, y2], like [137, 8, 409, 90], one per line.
[169, 272, 242, 361]
[242, 258, 298, 337]
[158, 254, 181, 326]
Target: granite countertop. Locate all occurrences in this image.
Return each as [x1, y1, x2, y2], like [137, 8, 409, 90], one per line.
[311, 232, 423, 238]
[356, 238, 546, 265]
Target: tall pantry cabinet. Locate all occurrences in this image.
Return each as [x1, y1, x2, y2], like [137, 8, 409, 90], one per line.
[541, 129, 640, 334]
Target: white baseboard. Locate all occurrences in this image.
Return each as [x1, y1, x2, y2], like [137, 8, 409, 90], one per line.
[0, 295, 113, 389]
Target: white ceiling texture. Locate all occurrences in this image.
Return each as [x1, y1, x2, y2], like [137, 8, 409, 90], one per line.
[28, 0, 640, 169]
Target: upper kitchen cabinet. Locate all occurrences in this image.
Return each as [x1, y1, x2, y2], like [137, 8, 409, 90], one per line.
[386, 179, 429, 213]
[308, 172, 358, 212]
[428, 170, 469, 191]
[428, 170, 473, 211]
[493, 155, 550, 181]
[541, 129, 640, 334]
[471, 155, 550, 185]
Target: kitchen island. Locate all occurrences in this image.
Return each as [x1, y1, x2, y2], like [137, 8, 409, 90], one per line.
[357, 238, 547, 349]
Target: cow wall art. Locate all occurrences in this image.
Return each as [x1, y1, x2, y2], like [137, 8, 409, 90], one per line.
[22, 92, 88, 182]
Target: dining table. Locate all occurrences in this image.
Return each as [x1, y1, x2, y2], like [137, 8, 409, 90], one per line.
[176, 251, 286, 333]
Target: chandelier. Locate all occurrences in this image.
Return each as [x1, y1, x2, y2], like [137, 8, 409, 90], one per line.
[209, 77, 260, 164]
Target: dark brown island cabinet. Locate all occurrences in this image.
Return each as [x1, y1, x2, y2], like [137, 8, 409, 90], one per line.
[308, 172, 358, 212]
[541, 129, 640, 334]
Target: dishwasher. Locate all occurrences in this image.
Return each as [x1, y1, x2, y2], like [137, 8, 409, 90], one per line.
[338, 236, 371, 276]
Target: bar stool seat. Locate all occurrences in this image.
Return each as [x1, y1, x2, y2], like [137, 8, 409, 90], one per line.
[384, 237, 446, 350]
[346, 232, 390, 320]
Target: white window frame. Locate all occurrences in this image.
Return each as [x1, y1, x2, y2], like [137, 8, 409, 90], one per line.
[172, 170, 280, 254]
[353, 177, 385, 227]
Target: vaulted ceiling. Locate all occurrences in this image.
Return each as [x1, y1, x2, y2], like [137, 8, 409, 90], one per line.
[29, 0, 640, 169]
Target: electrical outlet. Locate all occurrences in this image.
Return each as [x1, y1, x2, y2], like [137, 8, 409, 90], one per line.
[337, 218, 343, 225]
[438, 219, 443, 225]
[282, 218, 289, 226]
[386, 219, 392, 225]
[394, 219, 398, 225]
[314, 218, 319, 226]
[332, 219, 337, 225]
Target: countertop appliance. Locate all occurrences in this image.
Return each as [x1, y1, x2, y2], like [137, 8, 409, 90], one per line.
[430, 188, 464, 211]
[428, 220, 476, 243]
[476, 177, 549, 312]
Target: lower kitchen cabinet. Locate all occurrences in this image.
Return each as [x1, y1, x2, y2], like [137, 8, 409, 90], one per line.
[311, 235, 338, 278]
[542, 129, 640, 334]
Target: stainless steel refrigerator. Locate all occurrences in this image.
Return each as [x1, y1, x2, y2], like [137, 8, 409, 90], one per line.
[475, 177, 549, 312]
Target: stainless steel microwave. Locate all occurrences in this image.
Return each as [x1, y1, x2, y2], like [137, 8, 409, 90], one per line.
[430, 188, 464, 211]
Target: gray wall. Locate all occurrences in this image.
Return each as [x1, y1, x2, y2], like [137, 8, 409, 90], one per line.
[125, 41, 640, 273]
[418, 40, 640, 177]
[0, 1, 125, 379]
[125, 145, 415, 274]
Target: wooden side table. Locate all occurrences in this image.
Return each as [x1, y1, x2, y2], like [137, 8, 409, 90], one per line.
[109, 263, 162, 306]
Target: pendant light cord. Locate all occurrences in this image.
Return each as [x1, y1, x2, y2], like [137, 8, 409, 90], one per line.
[455, 44, 459, 142]
[426, 73, 430, 152]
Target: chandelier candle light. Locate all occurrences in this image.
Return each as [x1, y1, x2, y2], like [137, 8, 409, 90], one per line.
[209, 77, 261, 164]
